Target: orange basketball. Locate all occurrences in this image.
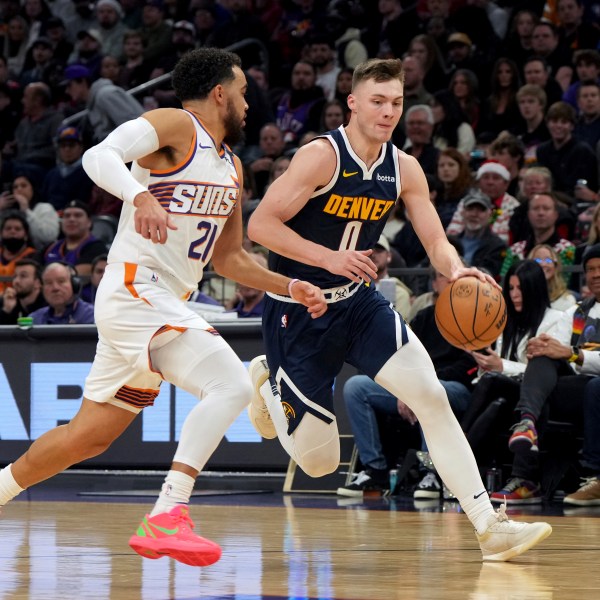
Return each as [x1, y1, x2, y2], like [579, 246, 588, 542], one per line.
[434, 276, 507, 351]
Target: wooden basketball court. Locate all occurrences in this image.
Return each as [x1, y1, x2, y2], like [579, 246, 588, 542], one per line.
[1, 487, 599, 599]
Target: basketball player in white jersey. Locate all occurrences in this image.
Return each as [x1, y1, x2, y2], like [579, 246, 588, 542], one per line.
[0, 48, 327, 567]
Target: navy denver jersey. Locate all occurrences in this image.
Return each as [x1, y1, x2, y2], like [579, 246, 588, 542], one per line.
[269, 126, 401, 288]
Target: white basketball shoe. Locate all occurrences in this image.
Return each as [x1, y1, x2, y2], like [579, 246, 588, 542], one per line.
[477, 502, 552, 561]
[247, 355, 277, 439]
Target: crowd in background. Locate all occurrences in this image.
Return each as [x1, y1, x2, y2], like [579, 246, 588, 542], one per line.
[1, 0, 600, 320]
[1, 0, 600, 502]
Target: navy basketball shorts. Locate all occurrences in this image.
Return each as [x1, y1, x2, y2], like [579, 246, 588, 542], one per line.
[261, 284, 409, 434]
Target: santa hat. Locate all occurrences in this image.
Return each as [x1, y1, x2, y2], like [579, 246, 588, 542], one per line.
[476, 160, 510, 182]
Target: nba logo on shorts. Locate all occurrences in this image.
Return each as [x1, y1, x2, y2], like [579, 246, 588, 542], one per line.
[281, 315, 288, 328]
[151, 272, 158, 283]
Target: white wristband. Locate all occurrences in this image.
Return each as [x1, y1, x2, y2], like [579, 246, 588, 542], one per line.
[288, 278, 300, 297]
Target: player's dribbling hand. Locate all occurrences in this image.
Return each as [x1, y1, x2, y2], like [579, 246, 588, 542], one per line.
[324, 249, 377, 283]
[290, 280, 327, 318]
[133, 191, 178, 244]
[450, 266, 501, 290]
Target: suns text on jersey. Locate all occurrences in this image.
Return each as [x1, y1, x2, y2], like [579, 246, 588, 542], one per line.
[323, 194, 395, 221]
[166, 183, 238, 216]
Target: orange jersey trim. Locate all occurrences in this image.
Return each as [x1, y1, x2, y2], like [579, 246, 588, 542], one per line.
[150, 128, 197, 176]
[114, 384, 160, 408]
[124, 263, 152, 306]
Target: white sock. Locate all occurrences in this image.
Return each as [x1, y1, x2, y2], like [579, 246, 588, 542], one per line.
[0, 464, 25, 506]
[460, 492, 498, 535]
[150, 470, 195, 517]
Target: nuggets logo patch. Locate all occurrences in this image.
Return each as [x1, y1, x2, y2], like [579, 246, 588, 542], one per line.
[281, 401, 295, 422]
[281, 314, 288, 328]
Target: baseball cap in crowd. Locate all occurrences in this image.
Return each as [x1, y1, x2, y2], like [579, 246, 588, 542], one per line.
[447, 32, 472, 47]
[374, 235, 390, 252]
[462, 189, 493, 210]
[31, 36, 53, 49]
[56, 125, 82, 143]
[173, 20, 196, 35]
[96, 0, 124, 17]
[63, 199, 91, 217]
[77, 29, 103, 44]
[475, 160, 510, 182]
[60, 64, 91, 85]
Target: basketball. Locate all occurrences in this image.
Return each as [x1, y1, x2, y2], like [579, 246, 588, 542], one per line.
[434, 276, 507, 351]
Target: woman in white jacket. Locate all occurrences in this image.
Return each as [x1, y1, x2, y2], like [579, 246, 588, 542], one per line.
[461, 260, 572, 503]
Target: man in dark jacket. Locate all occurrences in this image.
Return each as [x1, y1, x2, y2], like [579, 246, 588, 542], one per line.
[452, 189, 507, 280]
[42, 125, 94, 210]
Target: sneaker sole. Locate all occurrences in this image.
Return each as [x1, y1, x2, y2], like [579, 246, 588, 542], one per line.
[336, 488, 364, 498]
[482, 523, 552, 562]
[414, 490, 441, 499]
[248, 356, 277, 439]
[563, 497, 600, 506]
[509, 437, 539, 454]
[129, 536, 222, 567]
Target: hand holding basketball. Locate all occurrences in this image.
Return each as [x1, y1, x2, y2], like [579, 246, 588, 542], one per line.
[434, 276, 506, 351]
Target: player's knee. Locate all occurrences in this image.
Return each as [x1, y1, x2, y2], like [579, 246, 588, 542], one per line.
[299, 451, 339, 478]
[230, 377, 254, 410]
[188, 374, 253, 410]
[216, 374, 253, 409]
[294, 417, 341, 477]
[416, 381, 453, 423]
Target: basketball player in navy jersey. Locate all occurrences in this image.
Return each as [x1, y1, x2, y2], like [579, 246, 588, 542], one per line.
[247, 58, 552, 562]
[0, 48, 327, 567]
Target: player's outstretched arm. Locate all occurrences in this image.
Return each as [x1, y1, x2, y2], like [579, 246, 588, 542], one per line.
[211, 171, 327, 318]
[399, 152, 498, 289]
[212, 242, 327, 318]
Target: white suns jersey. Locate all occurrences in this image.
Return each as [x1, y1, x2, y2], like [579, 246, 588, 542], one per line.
[108, 110, 240, 296]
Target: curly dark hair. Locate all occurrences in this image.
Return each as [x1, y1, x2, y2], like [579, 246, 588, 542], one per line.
[171, 48, 242, 102]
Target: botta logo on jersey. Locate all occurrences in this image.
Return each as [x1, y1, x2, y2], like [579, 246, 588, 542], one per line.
[153, 182, 239, 216]
[376, 173, 395, 182]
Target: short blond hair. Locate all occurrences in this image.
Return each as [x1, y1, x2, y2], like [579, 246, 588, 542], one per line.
[352, 58, 404, 89]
